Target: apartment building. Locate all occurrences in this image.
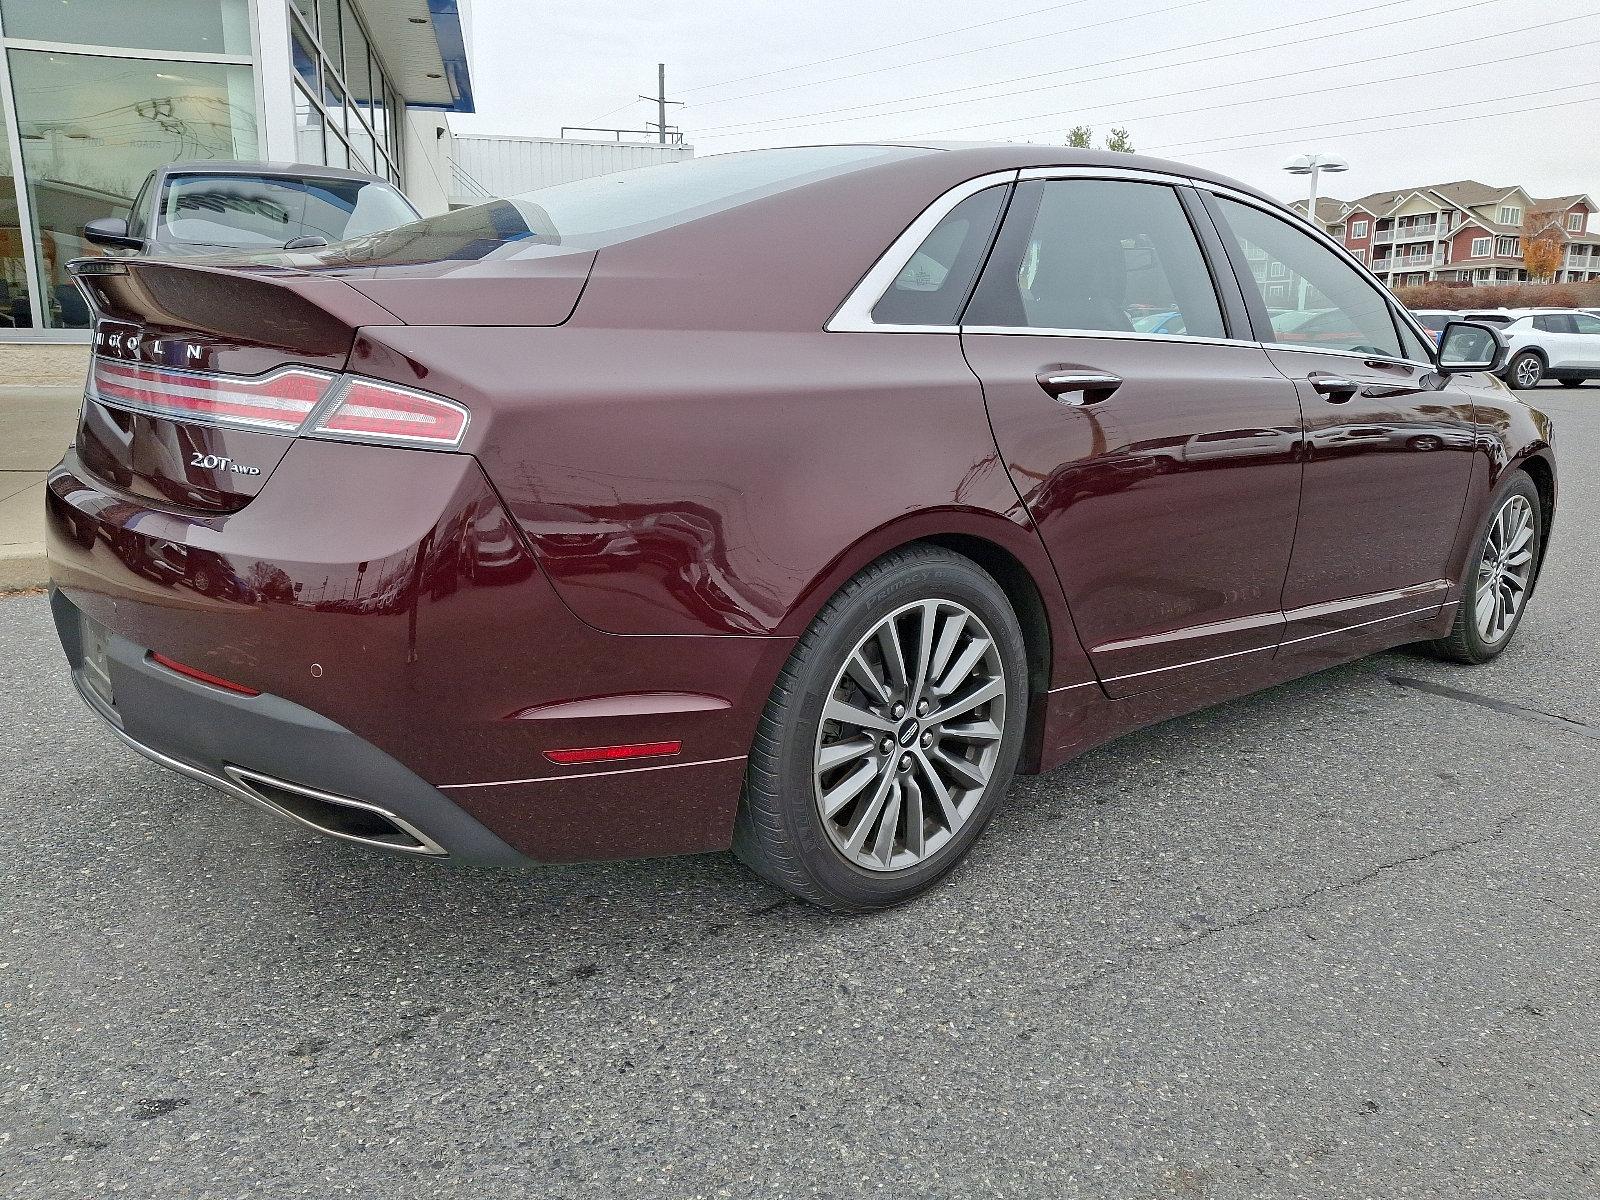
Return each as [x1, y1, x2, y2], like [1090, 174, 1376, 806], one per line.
[1294, 181, 1600, 287]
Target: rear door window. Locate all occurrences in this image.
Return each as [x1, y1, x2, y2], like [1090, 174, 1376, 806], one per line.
[965, 178, 1226, 339]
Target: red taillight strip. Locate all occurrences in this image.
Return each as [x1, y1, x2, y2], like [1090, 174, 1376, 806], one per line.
[543, 740, 682, 766]
[92, 359, 333, 433]
[148, 651, 261, 696]
[309, 379, 470, 448]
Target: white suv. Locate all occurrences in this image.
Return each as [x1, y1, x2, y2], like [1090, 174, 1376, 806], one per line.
[1471, 308, 1600, 390]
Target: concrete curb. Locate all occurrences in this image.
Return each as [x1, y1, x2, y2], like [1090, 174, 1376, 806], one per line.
[0, 544, 48, 592]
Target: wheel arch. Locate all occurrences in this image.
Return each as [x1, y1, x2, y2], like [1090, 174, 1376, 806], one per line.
[1515, 448, 1558, 582]
[775, 510, 1093, 771]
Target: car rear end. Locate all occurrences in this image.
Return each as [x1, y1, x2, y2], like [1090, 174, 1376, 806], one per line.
[46, 256, 551, 861]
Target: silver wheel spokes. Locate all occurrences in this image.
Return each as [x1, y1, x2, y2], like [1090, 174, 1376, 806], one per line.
[1515, 358, 1540, 387]
[814, 599, 1006, 873]
[1475, 494, 1535, 643]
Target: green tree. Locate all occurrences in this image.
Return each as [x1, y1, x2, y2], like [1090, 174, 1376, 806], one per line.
[1065, 125, 1093, 148]
[1105, 127, 1135, 153]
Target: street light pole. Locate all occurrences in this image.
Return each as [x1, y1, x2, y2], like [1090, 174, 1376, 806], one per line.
[1284, 153, 1350, 231]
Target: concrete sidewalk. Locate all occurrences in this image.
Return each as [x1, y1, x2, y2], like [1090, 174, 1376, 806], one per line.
[0, 386, 81, 590]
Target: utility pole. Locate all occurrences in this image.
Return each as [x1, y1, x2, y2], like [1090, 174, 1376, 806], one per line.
[638, 63, 684, 144]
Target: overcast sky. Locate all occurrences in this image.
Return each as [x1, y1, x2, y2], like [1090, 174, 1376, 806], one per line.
[451, 0, 1600, 205]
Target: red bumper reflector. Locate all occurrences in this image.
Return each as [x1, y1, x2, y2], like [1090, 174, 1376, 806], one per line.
[544, 740, 682, 766]
[149, 652, 260, 696]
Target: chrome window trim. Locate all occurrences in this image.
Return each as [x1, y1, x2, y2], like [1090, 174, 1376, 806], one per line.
[830, 162, 1441, 366]
[826, 169, 1019, 334]
[1196, 181, 1442, 368]
[962, 326, 1261, 350]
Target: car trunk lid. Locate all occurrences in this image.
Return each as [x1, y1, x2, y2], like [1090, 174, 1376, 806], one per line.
[70, 257, 399, 513]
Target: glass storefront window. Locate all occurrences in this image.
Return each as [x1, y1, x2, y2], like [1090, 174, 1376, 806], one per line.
[7, 49, 257, 328]
[293, 85, 326, 167]
[0, 111, 33, 328]
[291, 20, 319, 93]
[316, 0, 343, 80]
[0, 0, 251, 56]
[343, 14, 371, 106]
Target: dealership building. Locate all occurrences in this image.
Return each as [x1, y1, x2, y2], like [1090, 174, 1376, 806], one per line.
[0, 0, 475, 347]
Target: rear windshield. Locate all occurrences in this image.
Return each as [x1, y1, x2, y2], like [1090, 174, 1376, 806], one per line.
[1412, 312, 1450, 331]
[329, 146, 924, 266]
[157, 173, 419, 249]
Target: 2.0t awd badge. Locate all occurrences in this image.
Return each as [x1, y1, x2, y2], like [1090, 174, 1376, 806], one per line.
[188, 452, 261, 476]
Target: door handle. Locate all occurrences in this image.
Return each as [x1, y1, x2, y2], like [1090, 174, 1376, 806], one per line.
[1038, 371, 1122, 405]
[1308, 373, 1359, 402]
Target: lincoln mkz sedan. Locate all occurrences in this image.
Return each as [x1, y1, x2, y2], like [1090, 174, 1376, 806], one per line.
[47, 145, 1555, 910]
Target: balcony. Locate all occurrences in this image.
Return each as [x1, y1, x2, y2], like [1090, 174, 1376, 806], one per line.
[1394, 221, 1438, 238]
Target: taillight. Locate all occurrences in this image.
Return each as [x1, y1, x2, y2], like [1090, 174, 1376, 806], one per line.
[91, 359, 333, 433]
[88, 357, 469, 449]
[308, 378, 470, 448]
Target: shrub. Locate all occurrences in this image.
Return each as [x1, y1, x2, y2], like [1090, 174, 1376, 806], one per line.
[1393, 281, 1597, 311]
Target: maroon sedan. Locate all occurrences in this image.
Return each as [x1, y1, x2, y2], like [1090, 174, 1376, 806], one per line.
[46, 145, 1554, 911]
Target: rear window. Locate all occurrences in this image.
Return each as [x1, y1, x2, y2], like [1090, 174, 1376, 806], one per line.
[1411, 311, 1450, 331]
[157, 174, 418, 249]
[331, 146, 923, 266]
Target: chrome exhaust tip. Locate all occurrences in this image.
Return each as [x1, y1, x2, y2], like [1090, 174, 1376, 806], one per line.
[222, 766, 447, 857]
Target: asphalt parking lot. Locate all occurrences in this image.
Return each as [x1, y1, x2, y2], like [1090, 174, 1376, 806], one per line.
[2, 384, 1597, 1200]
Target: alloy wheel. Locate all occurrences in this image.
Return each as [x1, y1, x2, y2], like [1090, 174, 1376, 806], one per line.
[1513, 355, 1542, 389]
[1474, 494, 1535, 644]
[813, 599, 1007, 872]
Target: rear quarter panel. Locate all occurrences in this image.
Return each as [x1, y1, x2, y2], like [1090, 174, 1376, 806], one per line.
[346, 323, 1093, 690]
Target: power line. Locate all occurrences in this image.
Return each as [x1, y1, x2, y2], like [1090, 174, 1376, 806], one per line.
[680, 0, 1100, 95]
[912, 29, 1600, 145]
[690, 0, 1501, 137]
[1175, 91, 1600, 158]
[688, 0, 1225, 111]
[1145, 81, 1600, 154]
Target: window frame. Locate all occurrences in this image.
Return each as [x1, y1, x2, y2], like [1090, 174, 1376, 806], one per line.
[962, 174, 1236, 343]
[827, 164, 1437, 365]
[287, 1, 402, 185]
[1471, 236, 1492, 258]
[1350, 219, 1369, 238]
[1192, 185, 1437, 369]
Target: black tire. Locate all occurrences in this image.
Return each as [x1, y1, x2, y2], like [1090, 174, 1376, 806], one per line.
[1429, 472, 1542, 664]
[1506, 350, 1544, 390]
[732, 544, 1029, 912]
[1559, 379, 1583, 389]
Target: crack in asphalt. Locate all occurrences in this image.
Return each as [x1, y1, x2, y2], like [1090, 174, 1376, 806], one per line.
[1385, 674, 1600, 743]
[1057, 806, 1530, 995]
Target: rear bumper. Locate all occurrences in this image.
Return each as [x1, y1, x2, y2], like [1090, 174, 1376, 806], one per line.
[45, 441, 788, 863]
[52, 588, 530, 864]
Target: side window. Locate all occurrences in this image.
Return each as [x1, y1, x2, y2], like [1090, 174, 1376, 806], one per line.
[871, 186, 1007, 327]
[1396, 317, 1434, 363]
[1211, 196, 1402, 358]
[1532, 315, 1554, 333]
[965, 179, 1226, 339]
[1573, 314, 1600, 335]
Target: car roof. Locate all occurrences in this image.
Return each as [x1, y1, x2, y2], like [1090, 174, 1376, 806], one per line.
[155, 159, 393, 186]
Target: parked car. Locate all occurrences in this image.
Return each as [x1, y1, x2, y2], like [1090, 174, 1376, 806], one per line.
[1408, 309, 1457, 344]
[1491, 308, 1600, 389]
[47, 145, 1554, 911]
[82, 161, 419, 257]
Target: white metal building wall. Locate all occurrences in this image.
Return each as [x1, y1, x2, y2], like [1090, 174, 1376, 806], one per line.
[448, 135, 694, 202]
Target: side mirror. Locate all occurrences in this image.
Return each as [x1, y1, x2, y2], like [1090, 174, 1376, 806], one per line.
[82, 217, 144, 251]
[1436, 320, 1506, 374]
